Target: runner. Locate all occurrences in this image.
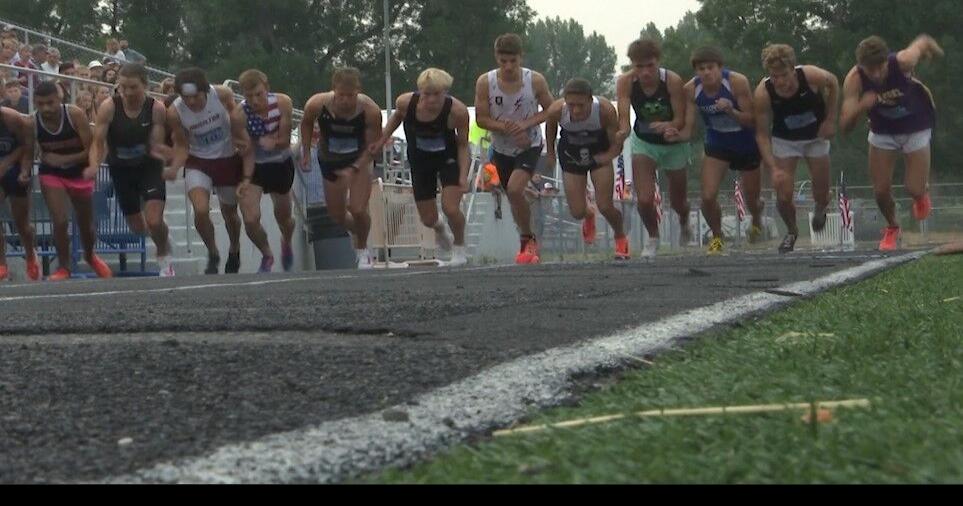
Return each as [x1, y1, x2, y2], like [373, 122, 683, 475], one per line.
[0, 104, 39, 281]
[87, 63, 175, 276]
[754, 44, 839, 254]
[474, 33, 555, 265]
[164, 68, 246, 274]
[681, 47, 765, 255]
[23, 81, 112, 280]
[840, 35, 942, 252]
[235, 69, 296, 273]
[545, 78, 629, 260]
[616, 39, 693, 259]
[299, 68, 382, 270]
[374, 68, 471, 267]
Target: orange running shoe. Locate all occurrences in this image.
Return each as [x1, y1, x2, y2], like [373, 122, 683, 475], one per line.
[525, 237, 541, 265]
[615, 236, 631, 261]
[879, 227, 901, 252]
[25, 256, 40, 281]
[49, 268, 71, 282]
[516, 236, 534, 265]
[582, 214, 597, 245]
[912, 193, 932, 221]
[0, 264, 8, 281]
[88, 255, 114, 279]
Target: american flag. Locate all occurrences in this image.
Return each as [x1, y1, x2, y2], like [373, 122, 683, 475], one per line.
[615, 155, 626, 200]
[734, 180, 747, 222]
[654, 180, 664, 224]
[839, 172, 854, 234]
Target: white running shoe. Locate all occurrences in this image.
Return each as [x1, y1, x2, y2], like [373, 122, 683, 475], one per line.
[357, 249, 375, 270]
[158, 256, 176, 277]
[449, 246, 468, 267]
[642, 240, 659, 260]
[434, 222, 454, 253]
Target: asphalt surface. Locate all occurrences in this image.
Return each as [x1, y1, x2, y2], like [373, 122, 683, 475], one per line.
[0, 251, 908, 483]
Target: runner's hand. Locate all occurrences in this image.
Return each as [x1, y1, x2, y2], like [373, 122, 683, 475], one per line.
[859, 91, 879, 112]
[818, 120, 837, 141]
[715, 98, 734, 113]
[82, 165, 99, 181]
[150, 144, 173, 163]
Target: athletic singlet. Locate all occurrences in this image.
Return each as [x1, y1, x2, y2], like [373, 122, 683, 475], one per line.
[858, 53, 936, 135]
[36, 105, 84, 178]
[107, 95, 158, 168]
[403, 93, 457, 160]
[316, 99, 366, 165]
[631, 69, 676, 146]
[0, 110, 20, 169]
[694, 69, 758, 153]
[766, 67, 826, 141]
[173, 86, 236, 160]
[488, 68, 544, 156]
[242, 93, 290, 164]
[558, 96, 610, 166]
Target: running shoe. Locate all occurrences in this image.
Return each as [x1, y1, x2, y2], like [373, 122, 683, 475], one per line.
[225, 252, 241, 274]
[88, 255, 113, 279]
[912, 193, 932, 222]
[879, 227, 901, 252]
[49, 267, 71, 282]
[708, 237, 725, 255]
[615, 236, 631, 261]
[779, 234, 798, 254]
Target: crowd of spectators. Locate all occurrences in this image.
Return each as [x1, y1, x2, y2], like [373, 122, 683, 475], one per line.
[0, 24, 164, 122]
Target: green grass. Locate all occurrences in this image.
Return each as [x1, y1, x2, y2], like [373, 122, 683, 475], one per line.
[372, 256, 963, 484]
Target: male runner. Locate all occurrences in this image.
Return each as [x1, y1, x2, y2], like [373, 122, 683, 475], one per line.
[474, 33, 555, 265]
[299, 68, 382, 270]
[164, 68, 247, 274]
[235, 69, 297, 273]
[545, 78, 629, 260]
[840, 35, 942, 251]
[375, 68, 471, 267]
[616, 39, 693, 258]
[754, 44, 839, 254]
[680, 47, 765, 255]
[0, 104, 39, 280]
[24, 81, 112, 280]
[87, 63, 175, 276]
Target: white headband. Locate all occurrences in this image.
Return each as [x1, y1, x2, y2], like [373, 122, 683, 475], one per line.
[180, 83, 199, 96]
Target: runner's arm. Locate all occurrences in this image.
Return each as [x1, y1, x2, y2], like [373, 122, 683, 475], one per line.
[167, 106, 190, 173]
[753, 81, 778, 172]
[299, 95, 322, 166]
[452, 99, 471, 188]
[0, 110, 24, 176]
[518, 72, 555, 130]
[615, 73, 633, 143]
[543, 100, 563, 161]
[898, 35, 945, 73]
[840, 68, 872, 135]
[232, 105, 255, 181]
[596, 98, 624, 166]
[274, 94, 294, 151]
[729, 73, 756, 128]
[86, 97, 114, 170]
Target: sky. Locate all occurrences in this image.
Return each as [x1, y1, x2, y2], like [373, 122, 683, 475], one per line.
[525, 0, 702, 66]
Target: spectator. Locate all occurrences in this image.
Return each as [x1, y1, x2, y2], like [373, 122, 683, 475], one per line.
[75, 89, 95, 122]
[60, 62, 76, 77]
[159, 77, 175, 96]
[76, 64, 91, 81]
[87, 60, 104, 81]
[0, 80, 29, 113]
[105, 38, 127, 62]
[15, 44, 46, 87]
[119, 39, 147, 64]
[13, 43, 30, 67]
[1, 39, 16, 65]
[0, 25, 16, 41]
[94, 84, 111, 111]
[41, 47, 61, 77]
[102, 67, 118, 84]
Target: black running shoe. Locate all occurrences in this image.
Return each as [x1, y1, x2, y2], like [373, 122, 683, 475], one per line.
[205, 254, 220, 275]
[812, 211, 828, 233]
[226, 252, 241, 274]
[779, 234, 798, 254]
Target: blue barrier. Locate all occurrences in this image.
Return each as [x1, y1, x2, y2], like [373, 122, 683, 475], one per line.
[1, 164, 148, 277]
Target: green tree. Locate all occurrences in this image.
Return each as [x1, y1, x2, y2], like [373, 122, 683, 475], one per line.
[525, 17, 618, 97]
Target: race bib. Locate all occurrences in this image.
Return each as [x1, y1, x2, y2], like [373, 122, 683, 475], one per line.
[877, 106, 911, 120]
[116, 144, 148, 160]
[196, 127, 226, 147]
[783, 111, 818, 130]
[416, 136, 447, 153]
[708, 114, 742, 133]
[328, 136, 360, 154]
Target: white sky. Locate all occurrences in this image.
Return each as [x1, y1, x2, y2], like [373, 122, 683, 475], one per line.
[526, 0, 701, 66]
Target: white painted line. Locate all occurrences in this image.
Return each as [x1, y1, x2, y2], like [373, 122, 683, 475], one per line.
[0, 264, 516, 303]
[104, 250, 926, 484]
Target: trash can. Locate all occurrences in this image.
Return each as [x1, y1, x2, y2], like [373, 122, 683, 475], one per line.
[306, 205, 357, 270]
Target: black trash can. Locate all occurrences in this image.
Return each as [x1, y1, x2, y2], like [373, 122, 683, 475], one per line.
[306, 205, 357, 270]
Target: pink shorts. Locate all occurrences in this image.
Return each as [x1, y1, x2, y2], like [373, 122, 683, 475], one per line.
[40, 175, 95, 197]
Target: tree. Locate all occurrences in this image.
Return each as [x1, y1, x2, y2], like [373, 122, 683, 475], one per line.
[525, 17, 618, 98]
